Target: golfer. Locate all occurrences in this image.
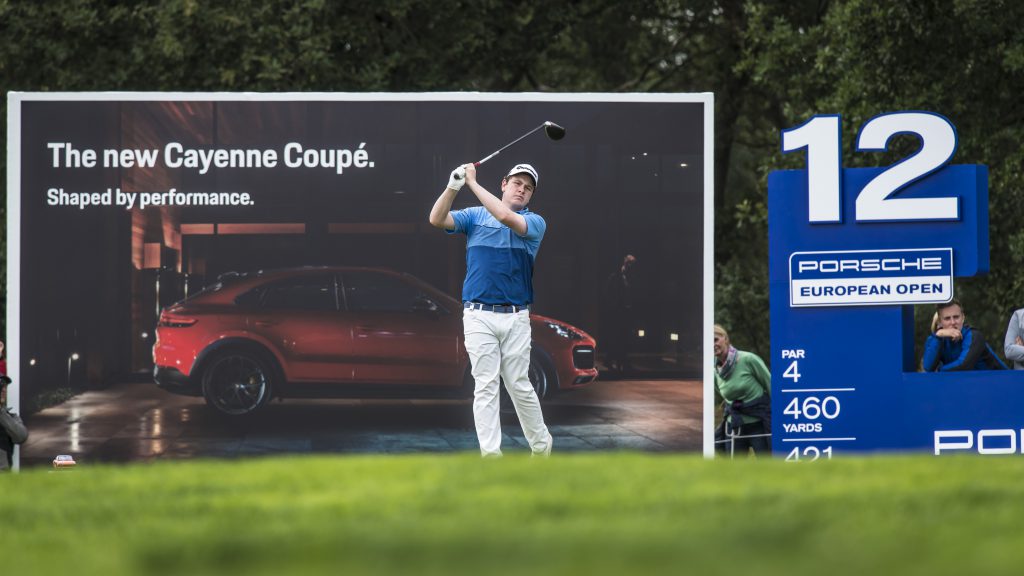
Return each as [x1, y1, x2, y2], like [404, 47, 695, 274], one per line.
[428, 162, 553, 457]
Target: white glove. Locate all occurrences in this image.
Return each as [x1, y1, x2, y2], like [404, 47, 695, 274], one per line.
[447, 166, 466, 191]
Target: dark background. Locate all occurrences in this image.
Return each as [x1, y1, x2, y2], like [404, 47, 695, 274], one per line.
[17, 98, 706, 401]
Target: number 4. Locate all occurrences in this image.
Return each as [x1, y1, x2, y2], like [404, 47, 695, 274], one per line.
[782, 112, 960, 223]
[783, 360, 801, 382]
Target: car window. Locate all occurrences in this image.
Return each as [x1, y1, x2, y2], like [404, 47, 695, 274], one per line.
[259, 274, 337, 311]
[181, 272, 250, 304]
[343, 271, 431, 313]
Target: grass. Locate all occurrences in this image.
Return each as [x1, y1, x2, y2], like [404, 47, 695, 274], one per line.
[2, 453, 1023, 575]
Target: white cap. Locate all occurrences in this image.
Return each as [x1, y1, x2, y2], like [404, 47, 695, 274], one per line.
[505, 163, 539, 187]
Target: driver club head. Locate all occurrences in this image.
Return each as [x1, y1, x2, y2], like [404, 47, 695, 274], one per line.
[543, 121, 567, 141]
[474, 121, 567, 167]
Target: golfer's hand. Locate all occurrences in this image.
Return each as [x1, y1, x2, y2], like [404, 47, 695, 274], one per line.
[447, 166, 466, 191]
[463, 163, 477, 184]
[936, 328, 962, 341]
[1016, 336, 1023, 346]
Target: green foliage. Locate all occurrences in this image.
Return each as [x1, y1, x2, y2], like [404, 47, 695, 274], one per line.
[2, 0, 1023, 358]
[715, 196, 769, 357]
[5, 453, 1024, 575]
[739, 0, 1024, 355]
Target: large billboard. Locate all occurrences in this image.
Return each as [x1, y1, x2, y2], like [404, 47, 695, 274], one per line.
[6, 93, 714, 467]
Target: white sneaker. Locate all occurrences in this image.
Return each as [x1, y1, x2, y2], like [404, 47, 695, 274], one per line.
[531, 434, 553, 458]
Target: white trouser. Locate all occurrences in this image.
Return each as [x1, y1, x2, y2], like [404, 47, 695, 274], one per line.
[463, 308, 552, 457]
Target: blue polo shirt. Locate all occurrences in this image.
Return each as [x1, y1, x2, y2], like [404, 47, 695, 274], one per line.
[448, 206, 546, 305]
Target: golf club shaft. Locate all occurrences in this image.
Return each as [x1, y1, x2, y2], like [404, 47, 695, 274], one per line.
[474, 124, 547, 166]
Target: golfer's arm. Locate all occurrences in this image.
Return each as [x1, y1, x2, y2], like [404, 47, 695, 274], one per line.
[428, 187, 458, 230]
[467, 181, 527, 235]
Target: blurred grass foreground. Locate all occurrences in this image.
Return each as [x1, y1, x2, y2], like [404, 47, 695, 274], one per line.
[2, 453, 1022, 576]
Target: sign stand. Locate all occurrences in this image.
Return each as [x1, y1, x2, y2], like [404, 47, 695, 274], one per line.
[769, 112, 1018, 458]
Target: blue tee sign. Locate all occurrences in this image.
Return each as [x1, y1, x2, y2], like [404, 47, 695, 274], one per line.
[769, 111, 1019, 459]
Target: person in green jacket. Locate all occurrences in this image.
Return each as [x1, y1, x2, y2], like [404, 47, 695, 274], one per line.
[714, 324, 771, 456]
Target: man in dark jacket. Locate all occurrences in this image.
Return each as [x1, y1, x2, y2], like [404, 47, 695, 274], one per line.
[602, 254, 637, 375]
[922, 299, 1007, 371]
[1, 374, 29, 471]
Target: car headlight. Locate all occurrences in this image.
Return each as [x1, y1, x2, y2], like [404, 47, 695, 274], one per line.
[545, 322, 582, 340]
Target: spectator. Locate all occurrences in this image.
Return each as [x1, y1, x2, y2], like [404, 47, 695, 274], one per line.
[1005, 307, 1024, 370]
[602, 254, 637, 375]
[1, 342, 29, 472]
[713, 324, 771, 456]
[922, 299, 1007, 371]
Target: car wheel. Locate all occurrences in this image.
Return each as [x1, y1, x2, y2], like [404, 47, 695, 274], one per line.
[201, 350, 274, 416]
[499, 352, 553, 415]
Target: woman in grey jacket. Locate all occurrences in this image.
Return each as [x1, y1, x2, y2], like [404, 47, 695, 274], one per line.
[1005, 308, 1024, 370]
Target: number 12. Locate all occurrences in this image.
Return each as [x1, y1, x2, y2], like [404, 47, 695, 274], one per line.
[782, 112, 959, 223]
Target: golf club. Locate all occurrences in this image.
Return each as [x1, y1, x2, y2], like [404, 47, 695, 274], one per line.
[473, 121, 566, 167]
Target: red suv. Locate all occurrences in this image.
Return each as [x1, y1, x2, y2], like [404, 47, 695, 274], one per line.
[153, 267, 598, 415]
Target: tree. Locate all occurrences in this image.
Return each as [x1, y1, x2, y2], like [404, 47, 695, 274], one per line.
[740, 0, 1024, 356]
[4, 0, 1022, 364]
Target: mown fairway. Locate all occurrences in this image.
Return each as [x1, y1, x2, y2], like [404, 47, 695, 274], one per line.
[2, 453, 1021, 576]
